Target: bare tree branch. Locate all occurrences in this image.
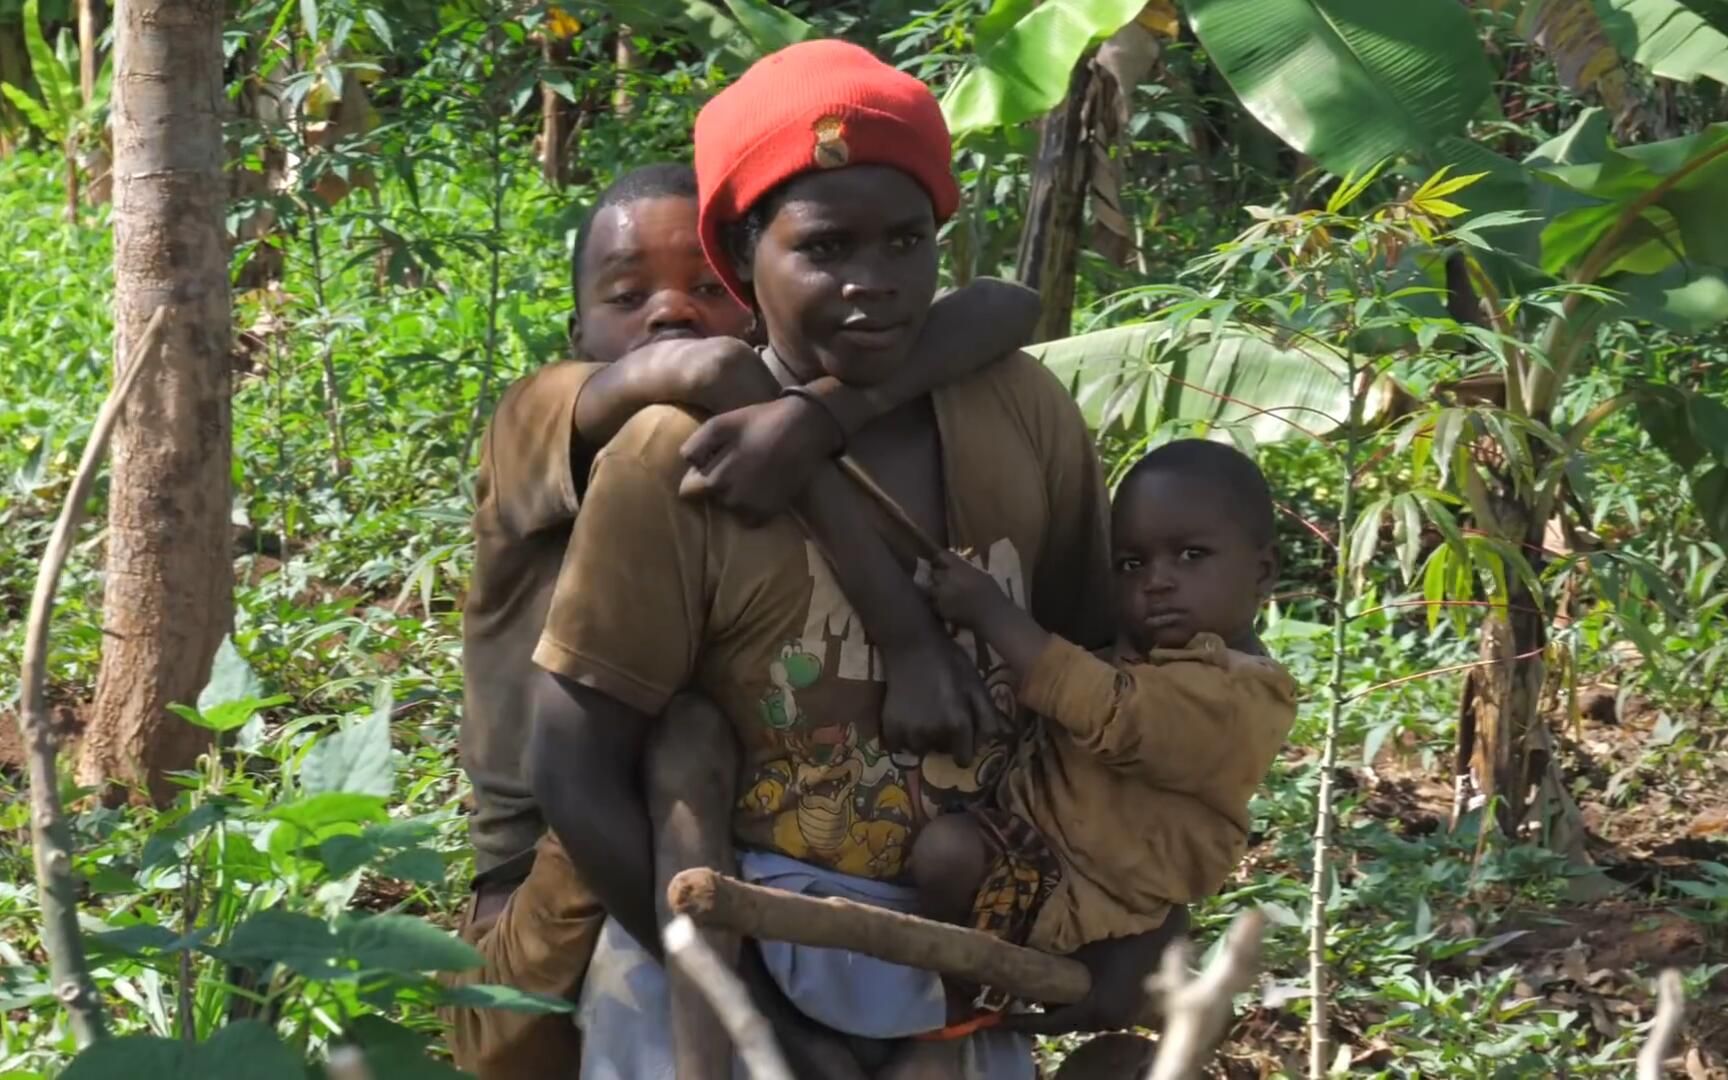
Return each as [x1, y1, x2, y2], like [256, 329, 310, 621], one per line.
[1636, 969, 1686, 1080]
[18, 304, 169, 1047]
[664, 914, 794, 1080]
[1145, 909, 1266, 1080]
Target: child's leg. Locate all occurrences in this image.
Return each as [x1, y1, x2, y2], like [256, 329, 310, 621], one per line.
[908, 811, 993, 924]
[647, 692, 740, 1080]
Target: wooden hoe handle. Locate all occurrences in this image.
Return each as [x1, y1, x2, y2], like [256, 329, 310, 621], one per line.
[667, 867, 1092, 1006]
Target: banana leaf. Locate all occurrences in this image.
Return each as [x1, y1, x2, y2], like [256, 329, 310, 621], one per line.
[1593, 0, 1728, 85]
[720, 0, 814, 54]
[1185, 0, 1494, 177]
[941, 0, 1147, 137]
[1535, 121, 1728, 278]
[1027, 321, 1399, 444]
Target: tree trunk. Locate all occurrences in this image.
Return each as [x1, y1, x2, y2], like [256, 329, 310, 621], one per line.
[540, 34, 568, 187]
[1457, 517, 1548, 838]
[1014, 60, 1094, 344]
[79, 0, 99, 102]
[0, 21, 25, 156]
[1453, 438, 1602, 886]
[80, 0, 233, 802]
[613, 27, 637, 116]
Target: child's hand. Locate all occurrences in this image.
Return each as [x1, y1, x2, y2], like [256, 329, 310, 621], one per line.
[677, 337, 780, 415]
[678, 396, 839, 524]
[928, 550, 1009, 630]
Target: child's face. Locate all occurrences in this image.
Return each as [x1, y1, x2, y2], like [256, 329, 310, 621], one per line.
[745, 166, 938, 387]
[577, 195, 752, 364]
[1110, 471, 1277, 653]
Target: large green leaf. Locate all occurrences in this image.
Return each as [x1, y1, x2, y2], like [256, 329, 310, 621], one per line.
[340, 913, 482, 974]
[941, 0, 1147, 136]
[20, 0, 76, 123]
[61, 1021, 302, 1080]
[1594, 0, 1728, 85]
[300, 687, 395, 798]
[1186, 0, 1495, 177]
[1535, 122, 1728, 280]
[0, 80, 63, 141]
[1027, 321, 1397, 444]
[721, 0, 813, 53]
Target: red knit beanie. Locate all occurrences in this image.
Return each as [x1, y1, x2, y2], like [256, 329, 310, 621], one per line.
[695, 39, 960, 305]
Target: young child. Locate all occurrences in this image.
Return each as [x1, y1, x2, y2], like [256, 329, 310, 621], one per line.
[914, 439, 1297, 966]
[451, 161, 1039, 1076]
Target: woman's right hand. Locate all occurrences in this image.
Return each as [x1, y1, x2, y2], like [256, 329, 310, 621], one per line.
[879, 632, 1008, 767]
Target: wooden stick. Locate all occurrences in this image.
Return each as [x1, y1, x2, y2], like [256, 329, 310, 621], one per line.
[667, 867, 1091, 1006]
[1636, 968, 1685, 1080]
[19, 304, 169, 1047]
[835, 453, 945, 563]
[664, 914, 794, 1080]
[1145, 909, 1266, 1080]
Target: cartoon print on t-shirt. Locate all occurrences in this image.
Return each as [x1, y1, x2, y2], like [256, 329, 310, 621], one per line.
[760, 642, 822, 730]
[738, 539, 1027, 879]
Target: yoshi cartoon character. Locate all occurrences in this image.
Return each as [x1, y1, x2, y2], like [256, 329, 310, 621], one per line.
[760, 641, 822, 731]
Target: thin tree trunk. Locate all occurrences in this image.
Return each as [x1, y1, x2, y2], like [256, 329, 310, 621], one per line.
[0, 22, 24, 155]
[79, 0, 113, 204]
[81, 0, 233, 803]
[613, 27, 637, 116]
[79, 0, 99, 102]
[1014, 60, 1094, 344]
[540, 34, 568, 187]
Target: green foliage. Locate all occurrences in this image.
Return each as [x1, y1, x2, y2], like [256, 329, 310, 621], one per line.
[1185, 0, 1495, 176]
[941, 0, 1146, 137]
[1591, 0, 1728, 85]
[1029, 320, 1396, 446]
[0, 0, 107, 147]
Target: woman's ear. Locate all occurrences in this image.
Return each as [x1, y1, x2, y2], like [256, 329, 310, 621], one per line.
[566, 313, 580, 358]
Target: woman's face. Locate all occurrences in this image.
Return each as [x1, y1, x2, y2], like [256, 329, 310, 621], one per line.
[744, 165, 939, 387]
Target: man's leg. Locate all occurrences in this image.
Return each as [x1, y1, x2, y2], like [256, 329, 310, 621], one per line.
[443, 832, 604, 1078]
[647, 693, 742, 1079]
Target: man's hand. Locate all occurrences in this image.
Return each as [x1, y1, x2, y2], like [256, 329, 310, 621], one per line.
[1003, 908, 1190, 1035]
[678, 337, 781, 416]
[678, 396, 842, 525]
[928, 551, 1014, 631]
[878, 631, 1009, 767]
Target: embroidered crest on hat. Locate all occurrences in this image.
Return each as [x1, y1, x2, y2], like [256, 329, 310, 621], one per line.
[812, 116, 849, 168]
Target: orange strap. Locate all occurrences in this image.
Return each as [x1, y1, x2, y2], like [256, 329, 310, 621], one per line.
[915, 1011, 1004, 1042]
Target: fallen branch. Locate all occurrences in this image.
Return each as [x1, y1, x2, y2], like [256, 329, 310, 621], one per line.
[667, 867, 1092, 1007]
[1145, 909, 1266, 1080]
[17, 304, 168, 1047]
[1636, 968, 1685, 1080]
[664, 914, 793, 1080]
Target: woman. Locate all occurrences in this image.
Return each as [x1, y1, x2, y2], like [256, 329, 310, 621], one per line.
[528, 39, 1177, 1078]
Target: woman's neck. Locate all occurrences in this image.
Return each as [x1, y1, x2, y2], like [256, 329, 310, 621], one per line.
[762, 342, 819, 388]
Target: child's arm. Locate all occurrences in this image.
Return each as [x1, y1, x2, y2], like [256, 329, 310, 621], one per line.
[927, 550, 1053, 678]
[929, 553, 1295, 781]
[572, 336, 780, 447]
[677, 278, 1040, 520]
